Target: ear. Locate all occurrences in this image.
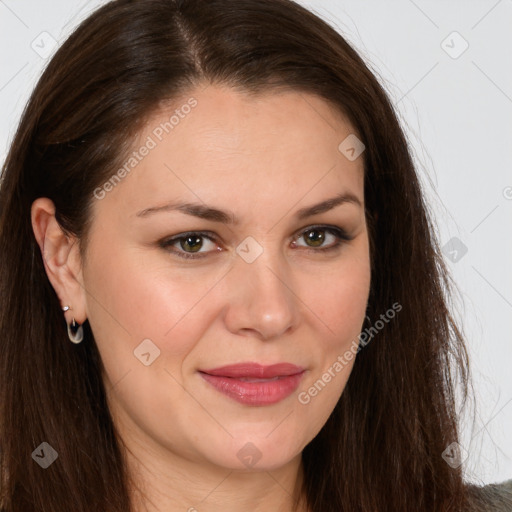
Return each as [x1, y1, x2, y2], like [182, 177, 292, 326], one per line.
[30, 197, 87, 325]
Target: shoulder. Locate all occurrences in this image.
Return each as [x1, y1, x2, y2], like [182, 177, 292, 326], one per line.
[465, 478, 512, 511]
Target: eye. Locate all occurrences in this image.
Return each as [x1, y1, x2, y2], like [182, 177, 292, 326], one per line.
[291, 225, 352, 253]
[159, 231, 220, 260]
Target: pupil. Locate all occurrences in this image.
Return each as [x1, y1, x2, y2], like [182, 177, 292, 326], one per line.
[182, 235, 202, 252]
[306, 230, 324, 247]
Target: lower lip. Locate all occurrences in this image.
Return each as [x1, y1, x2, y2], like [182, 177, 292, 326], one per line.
[199, 371, 305, 406]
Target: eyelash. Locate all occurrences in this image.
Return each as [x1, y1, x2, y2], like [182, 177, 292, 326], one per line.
[159, 225, 353, 260]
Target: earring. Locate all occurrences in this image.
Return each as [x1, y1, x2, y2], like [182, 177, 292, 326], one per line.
[62, 305, 84, 344]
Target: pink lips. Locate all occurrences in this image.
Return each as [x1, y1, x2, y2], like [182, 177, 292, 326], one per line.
[199, 362, 305, 406]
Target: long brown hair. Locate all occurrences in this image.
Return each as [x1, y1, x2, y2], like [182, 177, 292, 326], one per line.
[0, 0, 478, 510]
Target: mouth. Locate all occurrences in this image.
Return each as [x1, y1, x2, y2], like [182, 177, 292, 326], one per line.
[198, 362, 305, 406]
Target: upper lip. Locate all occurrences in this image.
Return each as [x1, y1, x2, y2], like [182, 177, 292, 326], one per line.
[199, 362, 304, 378]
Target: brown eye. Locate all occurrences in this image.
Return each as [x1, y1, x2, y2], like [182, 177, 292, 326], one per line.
[303, 229, 326, 247]
[292, 225, 352, 253]
[160, 231, 219, 259]
[179, 235, 204, 253]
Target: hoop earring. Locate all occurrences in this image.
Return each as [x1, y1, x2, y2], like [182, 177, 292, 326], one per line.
[62, 305, 84, 344]
[67, 318, 84, 344]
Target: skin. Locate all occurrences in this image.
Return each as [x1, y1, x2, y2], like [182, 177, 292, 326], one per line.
[31, 85, 371, 512]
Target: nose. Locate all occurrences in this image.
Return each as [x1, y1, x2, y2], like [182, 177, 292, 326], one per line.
[222, 245, 300, 341]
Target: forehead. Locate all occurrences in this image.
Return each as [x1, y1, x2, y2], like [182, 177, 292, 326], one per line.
[145, 85, 357, 154]
[94, 85, 365, 220]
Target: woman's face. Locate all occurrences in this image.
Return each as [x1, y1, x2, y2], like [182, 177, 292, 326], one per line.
[81, 85, 371, 471]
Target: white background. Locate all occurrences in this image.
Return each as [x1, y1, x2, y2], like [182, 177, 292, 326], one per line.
[1, 0, 510, 485]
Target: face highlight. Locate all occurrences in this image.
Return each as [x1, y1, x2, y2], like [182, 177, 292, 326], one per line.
[80, 85, 371, 473]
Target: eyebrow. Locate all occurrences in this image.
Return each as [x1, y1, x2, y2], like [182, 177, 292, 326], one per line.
[135, 192, 362, 224]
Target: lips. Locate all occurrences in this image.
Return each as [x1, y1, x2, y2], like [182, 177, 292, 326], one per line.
[199, 362, 304, 379]
[198, 362, 305, 406]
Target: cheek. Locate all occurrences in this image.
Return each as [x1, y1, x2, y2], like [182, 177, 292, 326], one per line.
[298, 243, 370, 397]
[82, 243, 223, 439]
[83, 239, 226, 373]
[306, 250, 371, 343]
[315, 274, 368, 327]
[294, 259, 370, 429]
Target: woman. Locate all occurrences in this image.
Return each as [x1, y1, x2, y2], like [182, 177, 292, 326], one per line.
[0, 0, 510, 510]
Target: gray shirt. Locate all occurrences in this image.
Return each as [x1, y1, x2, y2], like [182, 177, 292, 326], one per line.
[466, 479, 512, 511]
